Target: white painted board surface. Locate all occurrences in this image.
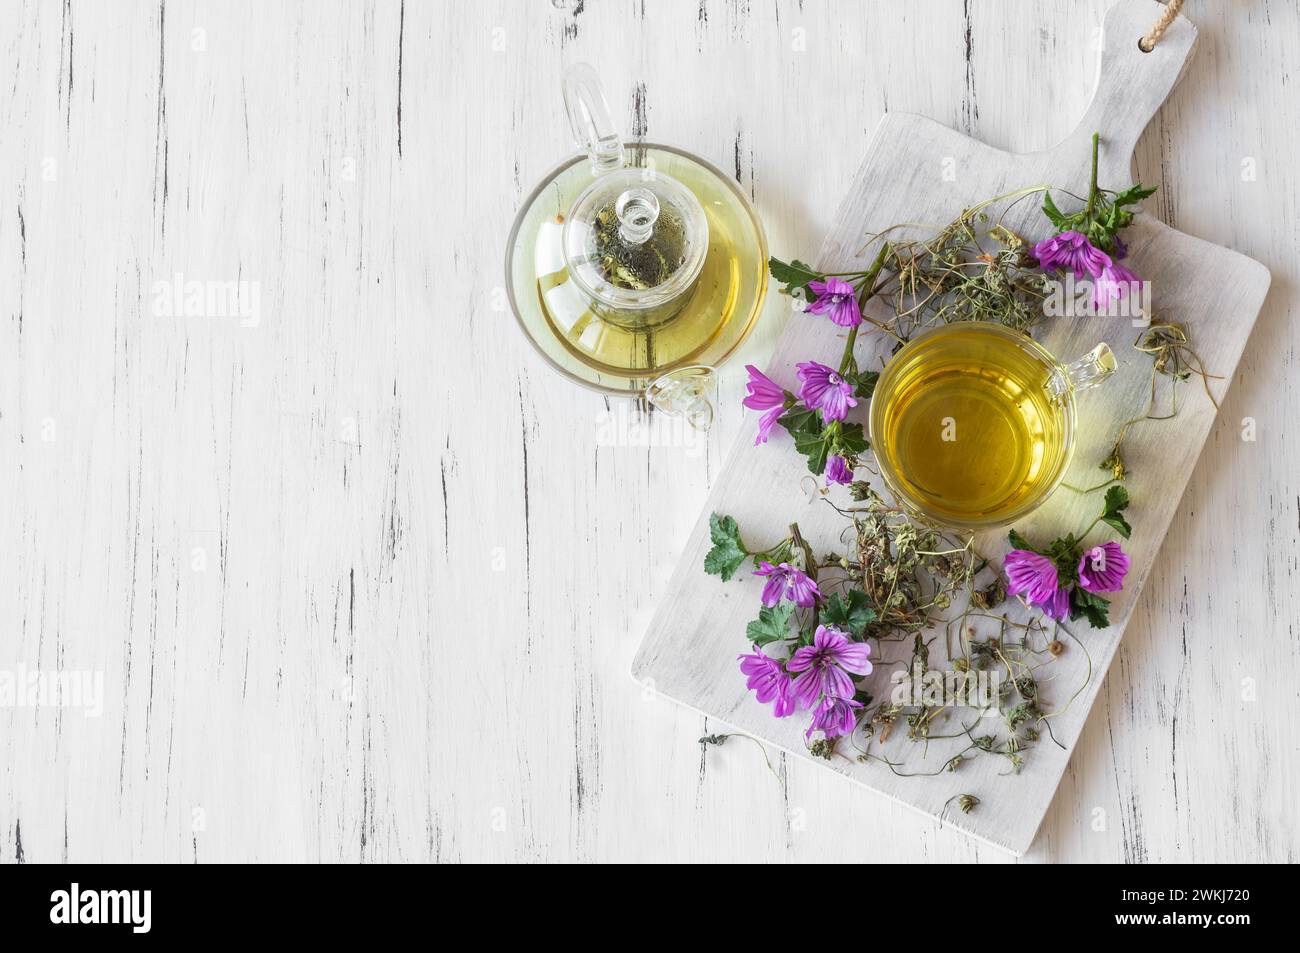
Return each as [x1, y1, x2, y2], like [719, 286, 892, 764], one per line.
[1, 0, 1296, 863]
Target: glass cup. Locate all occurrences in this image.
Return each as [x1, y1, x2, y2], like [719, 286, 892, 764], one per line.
[867, 322, 1115, 530]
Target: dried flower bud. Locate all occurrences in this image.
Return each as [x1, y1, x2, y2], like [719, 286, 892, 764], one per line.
[1048, 639, 1065, 657]
[972, 578, 1006, 610]
[1099, 445, 1127, 481]
[808, 738, 836, 760]
[957, 794, 980, 814]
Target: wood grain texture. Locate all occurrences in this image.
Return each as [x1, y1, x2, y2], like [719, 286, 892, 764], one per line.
[633, 0, 1268, 855]
[0, 0, 1296, 863]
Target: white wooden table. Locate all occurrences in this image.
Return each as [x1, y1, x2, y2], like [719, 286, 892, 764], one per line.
[1, 0, 1295, 863]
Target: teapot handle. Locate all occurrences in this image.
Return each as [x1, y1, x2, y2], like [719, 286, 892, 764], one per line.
[563, 63, 624, 174]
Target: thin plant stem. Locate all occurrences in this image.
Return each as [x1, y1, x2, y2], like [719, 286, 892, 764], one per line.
[1084, 132, 1100, 219]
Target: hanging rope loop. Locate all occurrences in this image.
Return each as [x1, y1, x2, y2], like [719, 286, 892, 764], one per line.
[1139, 0, 1185, 52]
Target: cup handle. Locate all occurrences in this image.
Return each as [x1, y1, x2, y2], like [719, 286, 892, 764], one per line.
[645, 365, 716, 432]
[1048, 342, 1116, 399]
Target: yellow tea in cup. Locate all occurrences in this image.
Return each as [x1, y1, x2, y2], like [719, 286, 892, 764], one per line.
[868, 323, 1114, 529]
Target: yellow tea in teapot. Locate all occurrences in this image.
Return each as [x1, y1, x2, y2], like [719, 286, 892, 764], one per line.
[870, 323, 1073, 525]
[530, 147, 767, 378]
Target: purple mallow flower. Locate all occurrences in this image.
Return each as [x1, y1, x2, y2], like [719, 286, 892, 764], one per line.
[1043, 585, 1070, 622]
[738, 649, 795, 717]
[806, 277, 862, 328]
[825, 455, 853, 486]
[1005, 548, 1069, 619]
[806, 694, 864, 739]
[787, 625, 873, 709]
[742, 364, 787, 446]
[1093, 259, 1142, 310]
[752, 561, 821, 608]
[1033, 230, 1112, 279]
[1004, 549, 1060, 603]
[1077, 541, 1130, 593]
[796, 361, 857, 422]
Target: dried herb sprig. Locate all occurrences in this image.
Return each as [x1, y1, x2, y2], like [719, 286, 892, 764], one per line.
[869, 201, 1052, 338]
[1134, 321, 1223, 412]
[698, 731, 781, 780]
[1071, 320, 1223, 494]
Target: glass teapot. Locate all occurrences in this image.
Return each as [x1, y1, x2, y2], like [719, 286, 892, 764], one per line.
[505, 64, 768, 431]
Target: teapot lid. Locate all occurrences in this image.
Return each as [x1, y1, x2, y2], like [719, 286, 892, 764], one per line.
[562, 169, 708, 311]
[560, 64, 708, 311]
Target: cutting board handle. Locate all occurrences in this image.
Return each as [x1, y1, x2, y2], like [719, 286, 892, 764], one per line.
[1059, 0, 1197, 186]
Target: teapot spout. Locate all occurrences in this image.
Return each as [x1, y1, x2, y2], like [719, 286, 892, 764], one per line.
[646, 365, 716, 432]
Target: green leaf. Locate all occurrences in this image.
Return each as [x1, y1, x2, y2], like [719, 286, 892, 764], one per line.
[1069, 587, 1111, 628]
[704, 513, 748, 581]
[1046, 533, 1080, 565]
[1103, 484, 1130, 514]
[848, 370, 879, 400]
[768, 257, 822, 299]
[1111, 183, 1157, 207]
[1041, 191, 1066, 229]
[1101, 484, 1132, 538]
[1101, 512, 1132, 539]
[793, 428, 831, 475]
[1007, 528, 1035, 552]
[777, 406, 822, 436]
[746, 601, 796, 646]
[709, 513, 740, 546]
[836, 422, 869, 455]
[820, 590, 877, 636]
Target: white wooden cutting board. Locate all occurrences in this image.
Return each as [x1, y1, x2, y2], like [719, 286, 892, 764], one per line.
[633, 0, 1270, 855]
